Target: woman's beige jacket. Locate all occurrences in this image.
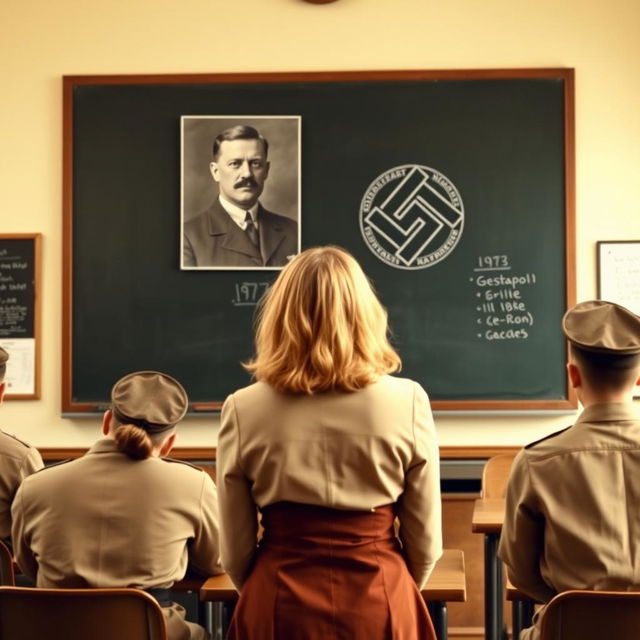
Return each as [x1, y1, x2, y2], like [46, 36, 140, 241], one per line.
[217, 375, 442, 590]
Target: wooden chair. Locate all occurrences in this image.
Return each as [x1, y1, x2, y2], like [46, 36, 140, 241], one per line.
[0, 541, 14, 586]
[539, 590, 640, 639]
[0, 587, 168, 640]
[481, 453, 516, 498]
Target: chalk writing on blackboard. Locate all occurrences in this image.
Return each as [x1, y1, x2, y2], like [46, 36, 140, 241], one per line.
[232, 282, 271, 307]
[0, 235, 40, 398]
[0, 252, 32, 337]
[471, 255, 538, 341]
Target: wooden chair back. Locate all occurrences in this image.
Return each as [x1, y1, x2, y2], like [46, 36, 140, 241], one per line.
[481, 453, 516, 498]
[540, 589, 640, 639]
[0, 541, 14, 586]
[0, 586, 167, 640]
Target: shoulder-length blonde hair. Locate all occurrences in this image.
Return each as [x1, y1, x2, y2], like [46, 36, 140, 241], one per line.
[244, 246, 401, 393]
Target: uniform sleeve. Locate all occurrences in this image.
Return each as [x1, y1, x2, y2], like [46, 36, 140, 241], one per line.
[11, 479, 38, 582]
[188, 472, 223, 576]
[0, 457, 21, 545]
[1, 447, 43, 549]
[217, 393, 259, 590]
[20, 447, 44, 480]
[0, 447, 44, 548]
[498, 451, 556, 603]
[397, 383, 443, 589]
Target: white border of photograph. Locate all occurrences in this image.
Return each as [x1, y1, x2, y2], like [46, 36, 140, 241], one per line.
[180, 115, 301, 271]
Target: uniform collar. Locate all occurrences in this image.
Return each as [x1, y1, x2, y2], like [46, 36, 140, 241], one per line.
[86, 438, 121, 455]
[575, 402, 640, 425]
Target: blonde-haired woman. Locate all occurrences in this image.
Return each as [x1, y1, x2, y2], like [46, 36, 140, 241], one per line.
[218, 246, 442, 640]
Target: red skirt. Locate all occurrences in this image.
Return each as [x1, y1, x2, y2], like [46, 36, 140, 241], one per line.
[226, 502, 436, 640]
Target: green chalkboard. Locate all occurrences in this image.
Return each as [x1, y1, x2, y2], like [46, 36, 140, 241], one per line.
[63, 69, 576, 413]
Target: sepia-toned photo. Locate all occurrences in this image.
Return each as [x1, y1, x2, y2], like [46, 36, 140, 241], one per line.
[181, 116, 301, 270]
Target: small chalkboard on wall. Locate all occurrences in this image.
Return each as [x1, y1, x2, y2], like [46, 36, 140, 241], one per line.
[0, 234, 41, 398]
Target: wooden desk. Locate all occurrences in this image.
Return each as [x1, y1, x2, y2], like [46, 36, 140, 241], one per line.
[471, 498, 504, 536]
[472, 498, 505, 640]
[200, 549, 466, 640]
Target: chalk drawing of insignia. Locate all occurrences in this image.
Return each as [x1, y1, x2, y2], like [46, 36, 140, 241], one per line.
[359, 165, 464, 270]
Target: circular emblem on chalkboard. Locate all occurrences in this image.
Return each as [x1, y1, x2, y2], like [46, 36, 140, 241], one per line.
[359, 165, 464, 270]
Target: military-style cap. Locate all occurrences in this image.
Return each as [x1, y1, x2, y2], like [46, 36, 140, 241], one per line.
[111, 371, 188, 434]
[0, 347, 8, 365]
[562, 300, 640, 354]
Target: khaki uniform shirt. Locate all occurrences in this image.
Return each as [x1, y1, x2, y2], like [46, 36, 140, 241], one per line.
[499, 403, 640, 640]
[12, 438, 222, 589]
[0, 429, 43, 547]
[218, 375, 442, 590]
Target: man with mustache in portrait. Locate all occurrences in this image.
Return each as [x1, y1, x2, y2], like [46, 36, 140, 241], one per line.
[183, 125, 298, 268]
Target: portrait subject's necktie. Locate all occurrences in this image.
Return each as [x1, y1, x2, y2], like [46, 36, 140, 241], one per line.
[244, 211, 260, 248]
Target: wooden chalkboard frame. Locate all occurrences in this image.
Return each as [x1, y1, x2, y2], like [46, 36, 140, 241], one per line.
[0, 233, 42, 399]
[62, 69, 576, 413]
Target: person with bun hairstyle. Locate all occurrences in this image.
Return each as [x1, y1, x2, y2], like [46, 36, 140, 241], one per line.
[12, 371, 222, 640]
[217, 246, 442, 640]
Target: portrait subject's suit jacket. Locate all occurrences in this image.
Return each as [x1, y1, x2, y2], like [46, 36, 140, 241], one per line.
[183, 199, 298, 268]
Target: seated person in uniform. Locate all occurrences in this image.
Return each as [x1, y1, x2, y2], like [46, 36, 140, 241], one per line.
[12, 371, 222, 640]
[499, 300, 640, 640]
[0, 346, 43, 551]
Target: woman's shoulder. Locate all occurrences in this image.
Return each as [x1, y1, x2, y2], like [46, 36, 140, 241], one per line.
[225, 380, 282, 406]
[225, 376, 428, 408]
[370, 374, 428, 397]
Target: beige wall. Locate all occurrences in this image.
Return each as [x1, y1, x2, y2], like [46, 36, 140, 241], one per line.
[1, 0, 639, 448]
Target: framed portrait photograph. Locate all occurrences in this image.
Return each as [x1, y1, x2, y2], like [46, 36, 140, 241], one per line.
[181, 115, 301, 271]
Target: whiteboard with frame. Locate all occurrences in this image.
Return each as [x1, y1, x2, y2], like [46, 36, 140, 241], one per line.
[597, 241, 640, 315]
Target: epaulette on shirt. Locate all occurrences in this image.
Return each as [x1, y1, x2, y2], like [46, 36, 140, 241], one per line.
[1, 431, 35, 450]
[525, 426, 572, 450]
[162, 457, 202, 471]
[34, 459, 73, 473]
